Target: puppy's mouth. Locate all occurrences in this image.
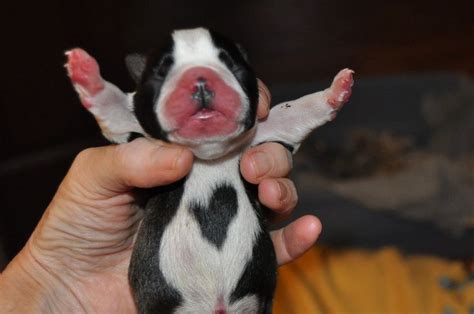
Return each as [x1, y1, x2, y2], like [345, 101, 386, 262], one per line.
[188, 77, 220, 120]
[191, 108, 222, 120]
[163, 66, 243, 140]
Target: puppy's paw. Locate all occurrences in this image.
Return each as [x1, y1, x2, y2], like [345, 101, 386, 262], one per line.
[65, 48, 105, 107]
[325, 68, 354, 118]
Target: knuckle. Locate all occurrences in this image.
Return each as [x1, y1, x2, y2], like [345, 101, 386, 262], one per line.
[248, 142, 293, 179]
[113, 144, 144, 186]
[114, 139, 153, 169]
[113, 143, 132, 167]
[73, 147, 98, 168]
[271, 144, 292, 174]
[266, 141, 289, 157]
[114, 143, 151, 179]
[274, 142, 289, 156]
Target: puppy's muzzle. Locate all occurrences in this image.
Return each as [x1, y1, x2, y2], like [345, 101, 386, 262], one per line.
[192, 77, 215, 109]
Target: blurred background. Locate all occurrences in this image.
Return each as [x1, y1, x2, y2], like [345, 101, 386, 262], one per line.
[1, 0, 473, 311]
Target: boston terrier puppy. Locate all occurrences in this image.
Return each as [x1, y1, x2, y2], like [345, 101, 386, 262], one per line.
[65, 27, 353, 314]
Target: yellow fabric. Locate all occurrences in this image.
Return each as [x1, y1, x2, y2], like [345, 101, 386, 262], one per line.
[274, 246, 474, 314]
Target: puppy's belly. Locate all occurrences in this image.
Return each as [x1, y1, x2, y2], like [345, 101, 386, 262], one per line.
[159, 188, 261, 312]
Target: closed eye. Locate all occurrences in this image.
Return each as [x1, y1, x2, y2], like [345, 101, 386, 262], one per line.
[218, 50, 236, 70]
[155, 54, 174, 78]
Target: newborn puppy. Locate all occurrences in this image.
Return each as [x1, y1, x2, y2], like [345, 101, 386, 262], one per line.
[65, 27, 353, 314]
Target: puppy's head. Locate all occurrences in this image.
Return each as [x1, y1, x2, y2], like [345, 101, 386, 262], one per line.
[130, 28, 258, 159]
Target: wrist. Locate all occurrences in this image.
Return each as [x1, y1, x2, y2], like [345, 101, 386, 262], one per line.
[0, 246, 83, 313]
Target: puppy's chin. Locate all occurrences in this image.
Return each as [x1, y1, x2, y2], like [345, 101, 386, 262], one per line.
[168, 124, 255, 160]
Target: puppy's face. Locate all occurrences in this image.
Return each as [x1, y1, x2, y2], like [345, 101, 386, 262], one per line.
[132, 28, 258, 159]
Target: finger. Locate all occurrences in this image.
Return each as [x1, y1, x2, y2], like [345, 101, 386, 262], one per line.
[70, 138, 194, 197]
[257, 79, 271, 119]
[271, 215, 322, 266]
[240, 142, 292, 184]
[258, 178, 298, 216]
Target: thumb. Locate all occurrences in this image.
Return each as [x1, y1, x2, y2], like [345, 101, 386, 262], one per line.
[66, 138, 194, 198]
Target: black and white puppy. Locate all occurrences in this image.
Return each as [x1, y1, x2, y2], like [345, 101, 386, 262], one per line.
[65, 27, 354, 314]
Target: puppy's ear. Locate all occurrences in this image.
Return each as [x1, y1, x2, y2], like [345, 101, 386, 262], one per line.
[125, 53, 147, 84]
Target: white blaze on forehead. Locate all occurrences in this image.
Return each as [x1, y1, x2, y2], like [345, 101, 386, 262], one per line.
[172, 28, 220, 66]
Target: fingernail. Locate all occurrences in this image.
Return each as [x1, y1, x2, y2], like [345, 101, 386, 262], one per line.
[277, 181, 288, 202]
[251, 151, 272, 178]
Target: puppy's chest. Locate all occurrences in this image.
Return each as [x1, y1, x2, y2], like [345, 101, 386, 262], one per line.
[159, 154, 261, 300]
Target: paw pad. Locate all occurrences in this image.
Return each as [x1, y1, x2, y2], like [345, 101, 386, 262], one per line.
[65, 48, 104, 96]
[327, 68, 354, 110]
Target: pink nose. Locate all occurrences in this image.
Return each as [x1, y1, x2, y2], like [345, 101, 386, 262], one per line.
[191, 77, 215, 109]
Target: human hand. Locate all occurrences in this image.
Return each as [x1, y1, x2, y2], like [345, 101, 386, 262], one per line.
[241, 80, 321, 265]
[0, 81, 321, 313]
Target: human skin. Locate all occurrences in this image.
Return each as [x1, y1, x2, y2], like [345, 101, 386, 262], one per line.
[0, 81, 321, 313]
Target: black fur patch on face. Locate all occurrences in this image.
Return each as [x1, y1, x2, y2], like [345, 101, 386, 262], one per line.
[133, 36, 175, 141]
[190, 184, 238, 249]
[209, 30, 259, 131]
[129, 180, 185, 313]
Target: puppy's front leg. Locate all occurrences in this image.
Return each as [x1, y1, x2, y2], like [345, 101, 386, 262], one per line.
[253, 69, 354, 152]
[65, 48, 144, 143]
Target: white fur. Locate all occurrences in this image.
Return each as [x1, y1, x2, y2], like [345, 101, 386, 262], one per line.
[253, 90, 336, 152]
[72, 81, 144, 143]
[228, 296, 259, 314]
[159, 153, 261, 313]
